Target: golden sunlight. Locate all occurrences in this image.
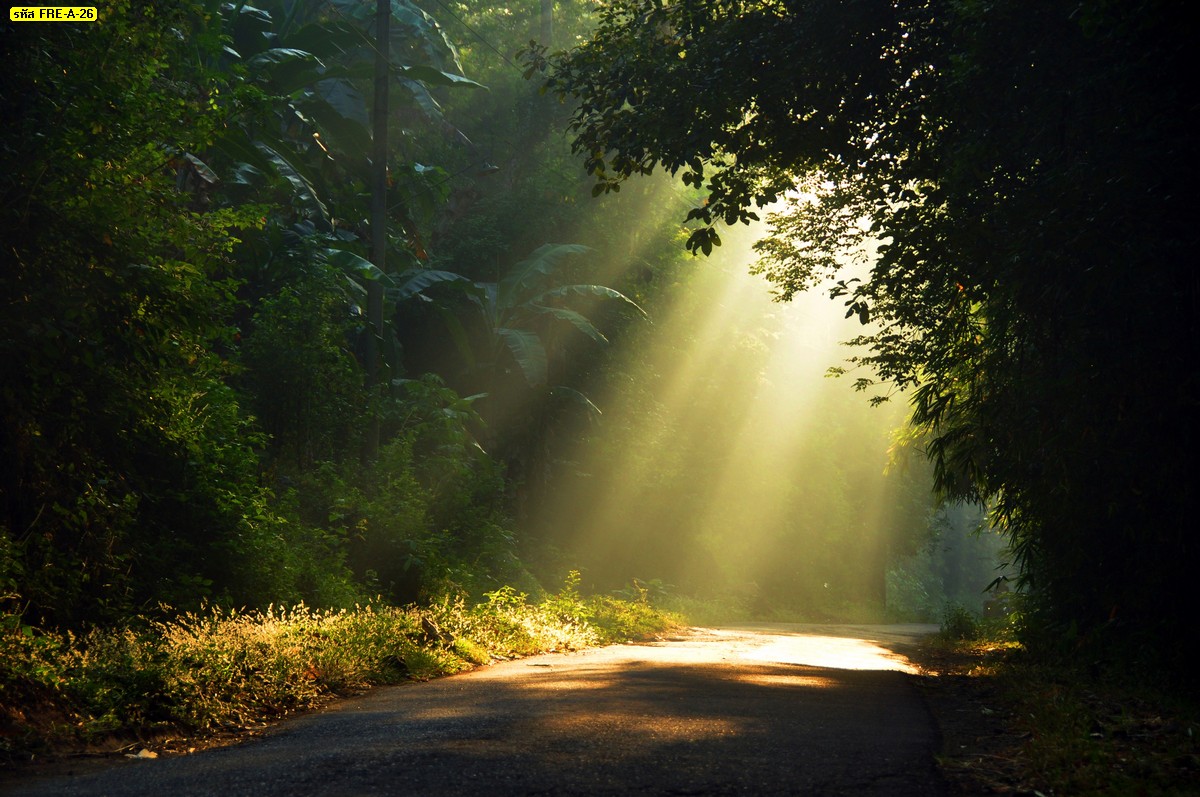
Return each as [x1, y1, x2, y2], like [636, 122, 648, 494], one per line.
[742, 635, 919, 674]
[532, 210, 917, 619]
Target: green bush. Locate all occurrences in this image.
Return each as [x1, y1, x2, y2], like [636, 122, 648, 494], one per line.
[587, 595, 679, 642]
[239, 267, 364, 469]
[940, 602, 981, 640]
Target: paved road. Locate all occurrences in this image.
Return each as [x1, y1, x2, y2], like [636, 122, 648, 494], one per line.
[7, 624, 943, 796]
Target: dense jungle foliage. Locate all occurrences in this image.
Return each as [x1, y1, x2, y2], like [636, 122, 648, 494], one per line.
[0, 5, 690, 753]
[0, 0, 645, 627]
[4, 0, 1187, 691]
[1, 0, 944, 634]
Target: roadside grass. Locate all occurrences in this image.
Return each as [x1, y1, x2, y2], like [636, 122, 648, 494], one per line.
[0, 575, 680, 767]
[917, 623, 1200, 796]
[1003, 658, 1199, 796]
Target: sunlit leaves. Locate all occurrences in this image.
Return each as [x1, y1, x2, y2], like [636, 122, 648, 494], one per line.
[536, 284, 648, 319]
[0, 0, 282, 624]
[686, 226, 721, 256]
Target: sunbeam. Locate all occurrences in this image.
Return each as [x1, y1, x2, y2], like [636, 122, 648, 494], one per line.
[531, 219, 918, 619]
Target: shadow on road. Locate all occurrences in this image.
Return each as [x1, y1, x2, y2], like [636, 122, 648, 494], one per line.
[10, 626, 945, 796]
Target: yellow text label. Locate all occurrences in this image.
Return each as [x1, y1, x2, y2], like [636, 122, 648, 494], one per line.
[10, 7, 98, 22]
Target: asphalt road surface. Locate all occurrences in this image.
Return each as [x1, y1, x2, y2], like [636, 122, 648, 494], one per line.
[8, 624, 943, 796]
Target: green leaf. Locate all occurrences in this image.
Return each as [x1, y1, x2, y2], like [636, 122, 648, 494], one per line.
[229, 162, 264, 185]
[389, 269, 476, 302]
[324, 0, 374, 21]
[389, 0, 464, 73]
[283, 20, 362, 59]
[213, 130, 330, 226]
[395, 77, 445, 121]
[498, 244, 592, 308]
[534, 284, 649, 319]
[181, 153, 219, 185]
[549, 386, 603, 420]
[253, 140, 331, 227]
[497, 327, 547, 386]
[246, 48, 322, 68]
[295, 93, 371, 163]
[434, 306, 477, 370]
[523, 304, 609, 345]
[325, 249, 384, 282]
[314, 78, 369, 127]
[395, 64, 486, 90]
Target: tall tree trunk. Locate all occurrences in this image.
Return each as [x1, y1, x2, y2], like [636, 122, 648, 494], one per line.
[364, 0, 390, 461]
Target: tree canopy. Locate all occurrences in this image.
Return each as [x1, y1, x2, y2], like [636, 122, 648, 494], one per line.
[534, 0, 1198, 664]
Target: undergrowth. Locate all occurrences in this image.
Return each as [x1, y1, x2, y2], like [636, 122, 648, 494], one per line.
[0, 574, 679, 766]
[1002, 657, 1200, 796]
[918, 623, 1200, 796]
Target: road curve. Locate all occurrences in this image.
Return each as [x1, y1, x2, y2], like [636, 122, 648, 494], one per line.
[8, 624, 943, 796]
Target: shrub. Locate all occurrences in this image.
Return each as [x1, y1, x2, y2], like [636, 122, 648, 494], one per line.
[940, 602, 981, 640]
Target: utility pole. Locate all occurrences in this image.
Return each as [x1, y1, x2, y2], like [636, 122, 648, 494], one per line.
[364, 0, 390, 461]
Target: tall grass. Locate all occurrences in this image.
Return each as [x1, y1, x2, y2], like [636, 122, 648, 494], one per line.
[0, 577, 678, 763]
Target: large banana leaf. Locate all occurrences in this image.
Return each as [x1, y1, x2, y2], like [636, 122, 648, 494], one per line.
[395, 64, 486, 90]
[496, 328, 548, 386]
[211, 129, 330, 227]
[246, 46, 322, 69]
[386, 0, 464, 74]
[519, 304, 609, 345]
[228, 162, 265, 186]
[281, 19, 363, 59]
[323, 0, 464, 75]
[396, 77, 444, 119]
[388, 269, 476, 302]
[325, 249, 389, 283]
[434, 306, 476, 372]
[468, 282, 501, 331]
[294, 91, 371, 165]
[533, 284, 649, 319]
[314, 78, 369, 126]
[497, 244, 592, 309]
[253, 140, 330, 227]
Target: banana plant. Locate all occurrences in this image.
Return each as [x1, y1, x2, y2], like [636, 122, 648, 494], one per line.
[200, 0, 489, 392]
[479, 243, 647, 390]
[464, 243, 648, 513]
[391, 243, 647, 423]
[207, 0, 484, 241]
[382, 243, 646, 512]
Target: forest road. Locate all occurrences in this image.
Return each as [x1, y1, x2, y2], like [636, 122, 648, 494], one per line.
[8, 623, 943, 796]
